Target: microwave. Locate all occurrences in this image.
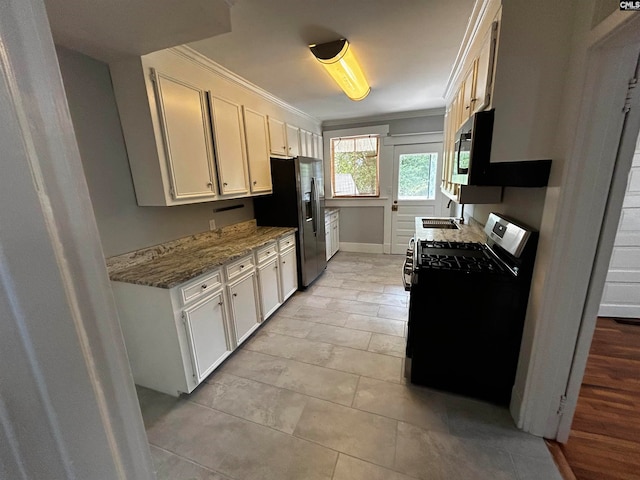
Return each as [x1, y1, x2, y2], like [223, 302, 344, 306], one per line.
[451, 109, 494, 185]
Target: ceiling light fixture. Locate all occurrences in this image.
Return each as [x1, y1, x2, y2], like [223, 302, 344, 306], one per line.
[309, 39, 370, 101]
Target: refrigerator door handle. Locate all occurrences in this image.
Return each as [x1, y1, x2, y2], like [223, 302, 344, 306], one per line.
[310, 177, 317, 235]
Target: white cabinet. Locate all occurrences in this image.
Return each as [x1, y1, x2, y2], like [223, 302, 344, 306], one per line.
[300, 130, 313, 157]
[183, 290, 231, 382]
[243, 107, 272, 194]
[313, 133, 324, 159]
[286, 123, 300, 157]
[325, 210, 340, 260]
[111, 267, 233, 397]
[226, 255, 261, 345]
[268, 116, 288, 156]
[209, 96, 249, 196]
[279, 245, 298, 301]
[152, 70, 218, 200]
[110, 233, 298, 397]
[256, 242, 281, 320]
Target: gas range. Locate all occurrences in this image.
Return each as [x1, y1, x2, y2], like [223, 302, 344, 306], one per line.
[418, 241, 504, 274]
[403, 213, 539, 405]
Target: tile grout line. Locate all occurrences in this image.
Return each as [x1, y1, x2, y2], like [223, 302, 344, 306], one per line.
[241, 340, 405, 385]
[148, 443, 240, 480]
[350, 375, 362, 408]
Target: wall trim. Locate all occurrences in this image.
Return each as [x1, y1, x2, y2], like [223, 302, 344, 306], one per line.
[170, 45, 321, 127]
[338, 242, 384, 254]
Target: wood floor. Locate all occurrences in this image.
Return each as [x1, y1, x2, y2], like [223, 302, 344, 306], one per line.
[557, 317, 640, 480]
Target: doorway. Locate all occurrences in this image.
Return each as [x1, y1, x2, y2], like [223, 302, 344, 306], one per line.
[390, 143, 443, 254]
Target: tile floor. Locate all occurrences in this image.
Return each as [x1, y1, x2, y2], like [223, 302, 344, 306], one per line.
[138, 251, 562, 480]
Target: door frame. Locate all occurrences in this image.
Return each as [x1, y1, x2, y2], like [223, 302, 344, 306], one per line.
[390, 142, 445, 254]
[511, 12, 640, 440]
[0, 0, 154, 477]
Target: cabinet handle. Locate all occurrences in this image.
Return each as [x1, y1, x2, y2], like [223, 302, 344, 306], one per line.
[233, 293, 237, 297]
[201, 284, 207, 289]
[207, 182, 213, 187]
[253, 181, 257, 185]
[223, 182, 228, 186]
[282, 261, 286, 264]
[240, 265, 244, 269]
[218, 301, 223, 306]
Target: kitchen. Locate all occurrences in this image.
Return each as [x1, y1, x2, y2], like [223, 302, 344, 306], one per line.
[2, 0, 640, 479]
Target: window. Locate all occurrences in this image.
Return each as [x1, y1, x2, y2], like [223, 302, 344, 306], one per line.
[330, 135, 379, 197]
[397, 152, 438, 200]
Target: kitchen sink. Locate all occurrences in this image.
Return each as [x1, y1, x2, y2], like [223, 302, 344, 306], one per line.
[421, 218, 460, 230]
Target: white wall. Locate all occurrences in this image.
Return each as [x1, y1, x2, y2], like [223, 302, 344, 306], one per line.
[56, 46, 254, 257]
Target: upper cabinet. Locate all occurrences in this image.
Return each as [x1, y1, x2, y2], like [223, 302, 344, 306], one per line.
[209, 95, 249, 196]
[243, 108, 272, 194]
[150, 70, 217, 201]
[110, 48, 321, 206]
[286, 123, 300, 158]
[268, 116, 288, 157]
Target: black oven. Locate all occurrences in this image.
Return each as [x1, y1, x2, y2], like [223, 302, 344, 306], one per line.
[403, 213, 538, 405]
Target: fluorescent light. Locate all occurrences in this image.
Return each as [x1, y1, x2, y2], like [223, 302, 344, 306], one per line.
[309, 39, 370, 101]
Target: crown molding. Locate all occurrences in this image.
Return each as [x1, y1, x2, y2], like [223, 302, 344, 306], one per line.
[321, 107, 445, 128]
[443, 0, 493, 101]
[170, 45, 321, 126]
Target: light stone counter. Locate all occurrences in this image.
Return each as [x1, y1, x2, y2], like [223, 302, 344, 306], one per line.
[414, 217, 487, 243]
[106, 220, 295, 288]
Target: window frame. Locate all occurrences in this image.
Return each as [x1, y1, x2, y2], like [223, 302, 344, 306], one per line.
[329, 134, 381, 198]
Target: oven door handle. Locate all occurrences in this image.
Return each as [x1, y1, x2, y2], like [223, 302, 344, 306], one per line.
[402, 258, 413, 291]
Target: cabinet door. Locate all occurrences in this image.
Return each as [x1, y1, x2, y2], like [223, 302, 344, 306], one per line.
[331, 219, 339, 256]
[152, 70, 217, 200]
[474, 22, 498, 113]
[209, 95, 249, 195]
[183, 291, 231, 382]
[325, 222, 331, 260]
[243, 107, 272, 194]
[268, 116, 287, 156]
[313, 134, 323, 159]
[286, 124, 300, 157]
[279, 247, 298, 301]
[461, 64, 476, 125]
[228, 272, 260, 345]
[299, 129, 308, 157]
[258, 258, 281, 320]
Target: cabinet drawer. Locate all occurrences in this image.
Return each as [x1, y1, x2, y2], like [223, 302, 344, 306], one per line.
[179, 270, 223, 306]
[278, 233, 296, 251]
[225, 254, 255, 280]
[256, 241, 278, 265]
[330, 212, 339, 223]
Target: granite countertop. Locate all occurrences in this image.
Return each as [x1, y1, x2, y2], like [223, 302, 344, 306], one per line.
[106, 220, 296, 289]
[414, 217, 487, 243]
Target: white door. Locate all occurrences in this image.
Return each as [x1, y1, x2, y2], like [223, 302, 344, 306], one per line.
[183, 291, 231, 382]
[599, 131, 640, 318]
[390, 143, 444, 254]
[209, 95, 249, 195]
[228, 273, 260, 345]
[279, 247, 298, 301]
[243, 107, 272, 194]
[258, 258, 281, 320]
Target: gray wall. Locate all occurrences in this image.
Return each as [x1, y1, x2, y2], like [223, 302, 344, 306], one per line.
[337, 207, 384, 244]
[56, 46, 253, 257]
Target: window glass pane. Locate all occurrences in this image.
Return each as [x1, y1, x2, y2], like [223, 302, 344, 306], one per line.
[331, 135, 379, 197]
[397, 153, 438, 200]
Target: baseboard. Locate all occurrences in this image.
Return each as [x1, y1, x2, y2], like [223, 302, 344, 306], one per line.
[338, 242, 384, 254]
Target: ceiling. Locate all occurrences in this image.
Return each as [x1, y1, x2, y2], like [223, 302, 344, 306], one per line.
[45, 0, 474, 123]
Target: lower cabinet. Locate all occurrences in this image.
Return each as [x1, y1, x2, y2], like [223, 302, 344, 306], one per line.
[111, 233, 298, 397]
[257, 256, 282, 320]
[183, 290, 231, 383]
[325, 209, 340, 260]
[279, 246, 298, 301]
[227, 269, 260, 345]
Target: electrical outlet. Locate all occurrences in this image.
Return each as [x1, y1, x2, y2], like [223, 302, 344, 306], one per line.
[209, 219, 216, 231]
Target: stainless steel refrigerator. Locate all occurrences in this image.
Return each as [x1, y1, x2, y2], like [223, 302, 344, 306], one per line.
[254, 156, 326, 288]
